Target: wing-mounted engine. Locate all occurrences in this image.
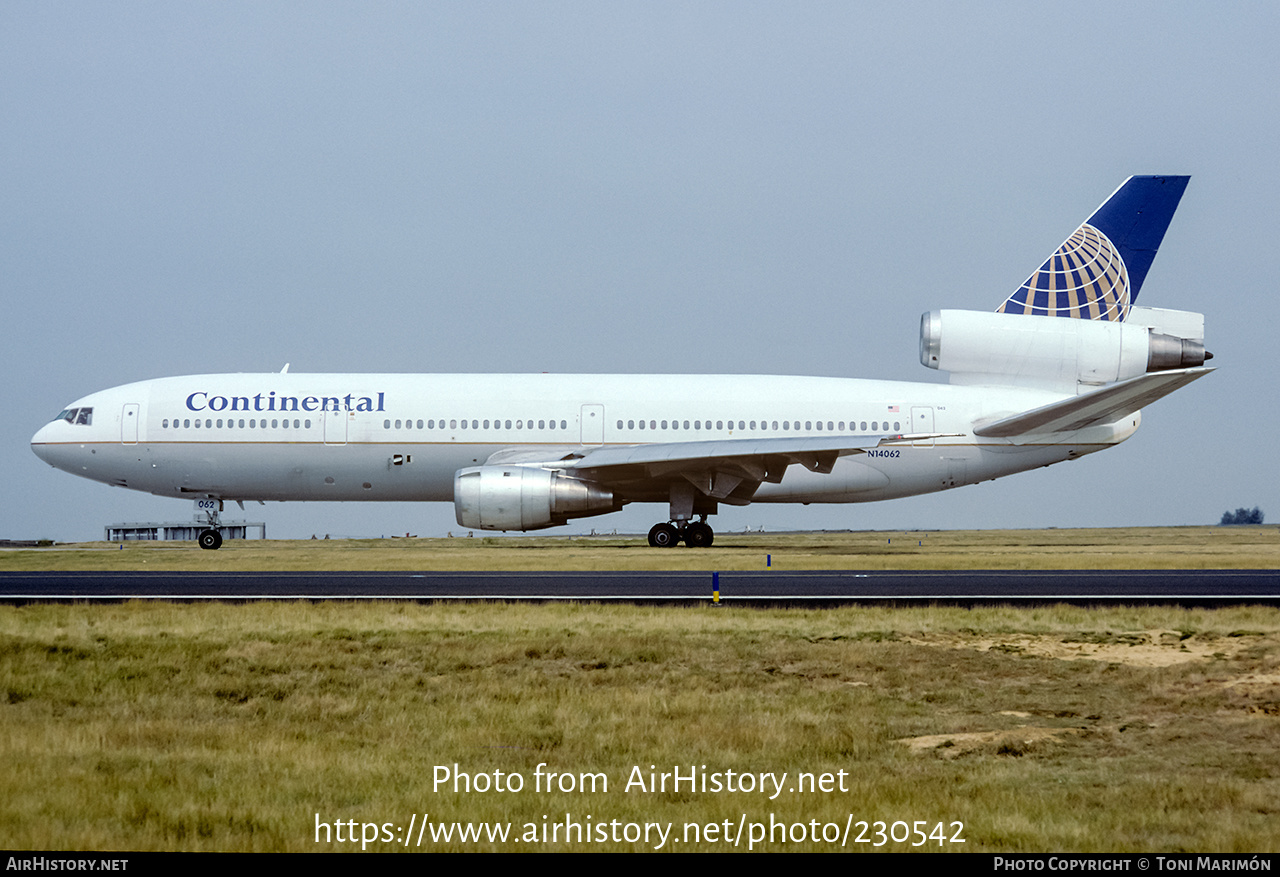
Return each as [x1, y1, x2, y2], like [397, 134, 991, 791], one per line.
[454, 465, 618, 531]
[920, 308, 1209, 391]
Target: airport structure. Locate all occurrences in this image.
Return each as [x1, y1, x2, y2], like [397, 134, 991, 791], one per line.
[105, 520, 266, 543]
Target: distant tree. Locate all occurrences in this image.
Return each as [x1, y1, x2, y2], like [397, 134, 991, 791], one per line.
[1220, 506, 1265, 525]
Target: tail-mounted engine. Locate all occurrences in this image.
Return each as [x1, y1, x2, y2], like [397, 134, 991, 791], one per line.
[454, 465, 617, 531]
[919, 307, 1209, 390]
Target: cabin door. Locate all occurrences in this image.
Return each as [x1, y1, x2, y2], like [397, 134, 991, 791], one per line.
[911, 406, 934, 447]
[323, 410, 348, 445]
[580, 404, 604, 446]
[121, 403, 139, 444]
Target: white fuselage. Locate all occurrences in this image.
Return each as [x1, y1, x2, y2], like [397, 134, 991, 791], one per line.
[29, 372, 1136, 514]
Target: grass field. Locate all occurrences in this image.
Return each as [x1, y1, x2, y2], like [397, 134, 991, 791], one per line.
[2, 528, 1278, 852]
[2, 525, 1278, 571]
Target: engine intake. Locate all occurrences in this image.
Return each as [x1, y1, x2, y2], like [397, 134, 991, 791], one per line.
[454, 466, 616, 531]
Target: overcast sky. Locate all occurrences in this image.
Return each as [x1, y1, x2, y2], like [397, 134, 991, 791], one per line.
[4, 2, 1276, 541]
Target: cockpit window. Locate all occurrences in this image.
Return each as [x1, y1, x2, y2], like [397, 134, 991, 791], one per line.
[54, 407, 93, 426]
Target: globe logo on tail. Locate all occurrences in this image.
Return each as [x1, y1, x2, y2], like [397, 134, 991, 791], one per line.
[997, 223, 1130, 321]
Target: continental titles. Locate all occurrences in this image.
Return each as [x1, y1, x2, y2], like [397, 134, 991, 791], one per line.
[186, 391, 385, 413]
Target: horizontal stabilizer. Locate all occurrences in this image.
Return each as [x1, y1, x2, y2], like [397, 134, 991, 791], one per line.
[973, 367, 1213, 438]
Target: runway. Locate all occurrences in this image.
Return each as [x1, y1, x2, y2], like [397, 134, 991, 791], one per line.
[2, 569, 1278, 604]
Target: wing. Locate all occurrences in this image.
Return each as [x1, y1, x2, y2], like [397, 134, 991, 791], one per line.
[973, 366, 1213, 438]
[487, 431, 960, 506]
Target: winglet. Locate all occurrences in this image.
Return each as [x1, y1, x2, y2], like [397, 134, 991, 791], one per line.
[997, 176, 1190, 321]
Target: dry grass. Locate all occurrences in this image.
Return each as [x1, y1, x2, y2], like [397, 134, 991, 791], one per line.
[2, 525, 1278, 571]
[3, 601, 1280, 851]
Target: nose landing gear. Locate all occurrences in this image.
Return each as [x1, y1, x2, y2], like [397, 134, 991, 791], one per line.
[647, 516, 715, 548]
[196, 498, 224, 550]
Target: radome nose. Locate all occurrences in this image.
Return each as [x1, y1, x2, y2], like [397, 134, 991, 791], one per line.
[31, 423, 54, 464]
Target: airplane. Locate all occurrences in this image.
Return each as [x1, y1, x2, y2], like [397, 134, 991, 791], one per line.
[31, 176, 1212, 549]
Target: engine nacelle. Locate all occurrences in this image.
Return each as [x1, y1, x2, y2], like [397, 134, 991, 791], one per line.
[919, 309, 1207, 389]
[454, 465, 616, 531]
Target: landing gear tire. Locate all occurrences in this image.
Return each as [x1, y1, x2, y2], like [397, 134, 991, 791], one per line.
[198, 529, 223, 551]
[648, 523, 680, 548]
[684, 521, 714, 548]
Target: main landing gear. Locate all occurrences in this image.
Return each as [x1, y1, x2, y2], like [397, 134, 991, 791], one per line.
[647, 516, 714, 548]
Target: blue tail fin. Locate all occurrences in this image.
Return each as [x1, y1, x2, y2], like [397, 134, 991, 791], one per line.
[997, 175, 1190, 321]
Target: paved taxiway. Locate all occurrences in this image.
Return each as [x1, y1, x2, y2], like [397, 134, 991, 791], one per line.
[1, 569, 1278, 603]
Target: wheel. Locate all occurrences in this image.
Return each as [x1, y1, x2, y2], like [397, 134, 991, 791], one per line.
[648, 522, 679, 547]
[198, 529, 223, 550]
[684, 521, 714, 548]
